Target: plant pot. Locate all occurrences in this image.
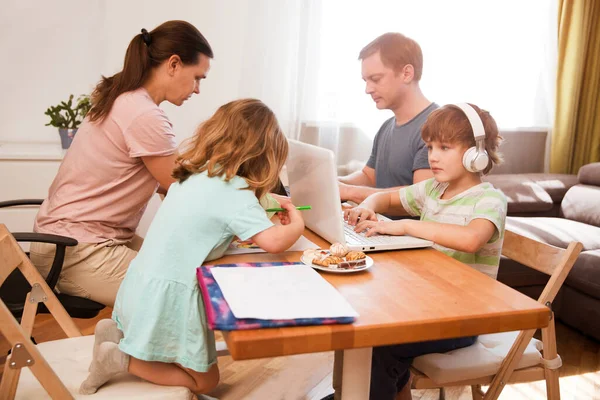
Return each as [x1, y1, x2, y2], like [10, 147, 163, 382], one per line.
[58, 128, 77, 149]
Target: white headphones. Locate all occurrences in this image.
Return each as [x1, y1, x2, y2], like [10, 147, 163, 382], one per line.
[451, 103, 489, 173]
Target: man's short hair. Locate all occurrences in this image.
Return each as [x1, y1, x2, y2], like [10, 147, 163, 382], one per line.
[358, 33, 423, 81]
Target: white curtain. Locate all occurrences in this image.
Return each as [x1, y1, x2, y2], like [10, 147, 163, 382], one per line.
[242, 0, 558, 172]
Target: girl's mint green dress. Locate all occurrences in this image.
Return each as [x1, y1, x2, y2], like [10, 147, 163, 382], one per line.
[112, 172, 274, 372]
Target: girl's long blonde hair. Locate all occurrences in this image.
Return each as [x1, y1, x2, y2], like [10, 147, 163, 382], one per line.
[173, 99, 288, 199]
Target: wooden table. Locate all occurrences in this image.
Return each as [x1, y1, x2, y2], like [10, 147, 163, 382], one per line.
[212, 230, 549, 400]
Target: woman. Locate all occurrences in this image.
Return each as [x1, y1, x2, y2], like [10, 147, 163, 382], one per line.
[31, 20, 213, 307]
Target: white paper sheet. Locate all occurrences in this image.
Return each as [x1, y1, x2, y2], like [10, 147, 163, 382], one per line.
[224, 235, 319, 255]
[210, 265, 359, 320]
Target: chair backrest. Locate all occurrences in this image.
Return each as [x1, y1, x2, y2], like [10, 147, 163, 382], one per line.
[501, 230, 582, 306]
[481, 230, 583, 399]
[0, 225, 24, 286]
[0, 223, 81, 400]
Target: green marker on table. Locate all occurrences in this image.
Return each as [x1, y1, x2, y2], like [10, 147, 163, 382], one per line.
[265, 205, 312, 212]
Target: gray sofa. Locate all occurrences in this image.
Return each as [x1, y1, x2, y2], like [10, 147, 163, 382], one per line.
[486, 163, 600, 340]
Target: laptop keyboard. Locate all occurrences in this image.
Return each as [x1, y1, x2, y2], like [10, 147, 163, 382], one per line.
[343, 220, 403, 245]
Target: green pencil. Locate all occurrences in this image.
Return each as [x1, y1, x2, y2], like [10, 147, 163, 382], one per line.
[266, 205, 312, 212]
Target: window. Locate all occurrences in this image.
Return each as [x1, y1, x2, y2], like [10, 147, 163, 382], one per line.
[311, 0, 557, 135]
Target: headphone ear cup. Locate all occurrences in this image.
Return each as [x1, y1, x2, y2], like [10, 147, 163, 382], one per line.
[462, 147, 478, 172]
[463, 147, 490, 172]
[473, 151, 490, 172]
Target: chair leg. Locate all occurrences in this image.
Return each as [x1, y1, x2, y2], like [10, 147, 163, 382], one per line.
[0, 292, 40, 399]
[542, 316, 561, 400]
[471, 384, 484, 400]
[486, 329, 536, 400]
[1, 356, 21, 400]
[439, 386, 446, 400]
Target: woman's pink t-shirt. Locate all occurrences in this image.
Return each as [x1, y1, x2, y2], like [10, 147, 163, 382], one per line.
[35, 88, 177, 243]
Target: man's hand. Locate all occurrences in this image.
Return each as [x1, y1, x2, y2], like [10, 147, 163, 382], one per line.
[338, 182, 354, 202]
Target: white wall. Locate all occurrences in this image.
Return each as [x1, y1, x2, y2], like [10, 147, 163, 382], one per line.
[0, 1, 104, 143]
[0, 0, 305, 146]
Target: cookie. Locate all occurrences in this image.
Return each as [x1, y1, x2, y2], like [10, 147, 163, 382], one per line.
[330, 242, 349, 257]
[313, 255, 343, 267]
[345, 251, 367, 261]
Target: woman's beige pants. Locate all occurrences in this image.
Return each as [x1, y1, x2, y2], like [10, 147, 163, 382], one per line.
[29, 237, 142, 307]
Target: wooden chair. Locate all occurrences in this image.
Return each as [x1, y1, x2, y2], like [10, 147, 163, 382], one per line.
[410, 229, 583, 400]
[0, 224, 198, 399]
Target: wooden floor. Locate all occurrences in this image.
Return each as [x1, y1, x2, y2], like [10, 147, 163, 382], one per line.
[2, 308, 599, 399]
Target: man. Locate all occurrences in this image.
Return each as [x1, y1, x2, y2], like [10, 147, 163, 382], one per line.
[339, 32, 437, 204]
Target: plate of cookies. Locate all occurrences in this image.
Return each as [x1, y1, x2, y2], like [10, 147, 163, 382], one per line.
[301, 243, 372, 273]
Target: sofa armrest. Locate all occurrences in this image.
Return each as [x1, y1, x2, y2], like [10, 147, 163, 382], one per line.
[578, 162, 600, 186]
[561, 184, 600, 227]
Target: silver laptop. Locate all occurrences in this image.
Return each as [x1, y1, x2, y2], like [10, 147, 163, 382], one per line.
[286, 139, 433, 252]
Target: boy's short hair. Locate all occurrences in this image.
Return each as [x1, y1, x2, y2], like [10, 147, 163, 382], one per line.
[421, 104, 503, 175]
[358, 32, 423, 81]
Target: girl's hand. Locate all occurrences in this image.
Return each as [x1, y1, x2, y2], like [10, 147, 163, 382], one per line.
[355, 220, 406, 237]
[251, 201, 305, 253]
[277, 211, 291, 225]
[344, 206, 377, 226]
[280, 201, 304, 226]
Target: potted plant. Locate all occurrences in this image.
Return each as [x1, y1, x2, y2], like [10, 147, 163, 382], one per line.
[44, 94, 91, 149]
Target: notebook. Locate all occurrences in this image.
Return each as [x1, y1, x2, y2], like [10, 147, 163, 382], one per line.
[197, 262, 356, 331]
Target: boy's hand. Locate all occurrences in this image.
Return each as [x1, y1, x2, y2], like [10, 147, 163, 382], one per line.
[355, 220, 406, 237]
[344, 206, 377, 226]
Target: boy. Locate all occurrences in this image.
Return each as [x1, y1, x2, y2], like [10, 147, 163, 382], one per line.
[345, 103, 507, 400]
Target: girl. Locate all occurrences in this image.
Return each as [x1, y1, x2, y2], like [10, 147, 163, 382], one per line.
[31, 20, 213, 306]
[80, 99, 305, 395]
[345, 103, 507, 400]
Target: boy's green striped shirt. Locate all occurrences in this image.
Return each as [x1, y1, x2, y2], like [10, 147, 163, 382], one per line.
[399, 178, 508, 279]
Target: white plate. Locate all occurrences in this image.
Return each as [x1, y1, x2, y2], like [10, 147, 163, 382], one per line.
[300, 255, 374, 274]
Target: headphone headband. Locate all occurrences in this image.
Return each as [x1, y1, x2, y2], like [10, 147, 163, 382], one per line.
[452, 103, 490, 173]
[451, 103, 485, 140]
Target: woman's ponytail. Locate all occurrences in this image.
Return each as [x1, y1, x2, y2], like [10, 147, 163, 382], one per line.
[87, 21, 213, 123]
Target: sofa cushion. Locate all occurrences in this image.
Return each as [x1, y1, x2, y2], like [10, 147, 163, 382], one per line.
[556, 286, 600, 341]
[523, 173, 579, 203]
[578, 162, 600, 186]
[506, 217, 600, 252]
[560, 184, 600, 227]
[483, 175, 553, 213]
[565, 250, 600, 300]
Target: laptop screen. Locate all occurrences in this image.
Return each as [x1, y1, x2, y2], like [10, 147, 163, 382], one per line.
[286, 139, 346, 246]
